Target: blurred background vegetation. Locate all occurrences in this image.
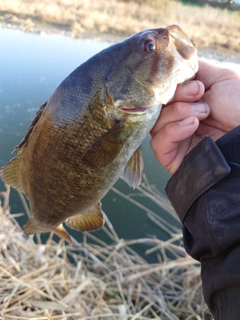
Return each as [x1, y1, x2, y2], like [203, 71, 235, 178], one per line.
[0, 0, 240, 59]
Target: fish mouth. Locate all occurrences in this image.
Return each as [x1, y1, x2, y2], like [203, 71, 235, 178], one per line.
[167, 24, 197, 61]
[119, 107, 147, 114]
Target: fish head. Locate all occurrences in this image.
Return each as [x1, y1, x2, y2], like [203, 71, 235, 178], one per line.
[107, 24, 198, 115]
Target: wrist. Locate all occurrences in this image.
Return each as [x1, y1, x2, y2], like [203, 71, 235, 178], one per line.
[165, 136, 231, 222]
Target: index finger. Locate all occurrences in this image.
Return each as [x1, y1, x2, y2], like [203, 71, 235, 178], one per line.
[168, 80, 204, 104]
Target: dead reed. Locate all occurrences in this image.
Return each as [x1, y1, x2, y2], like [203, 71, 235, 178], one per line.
[0, 0, 240, 55]
[0, 179, 212, 319]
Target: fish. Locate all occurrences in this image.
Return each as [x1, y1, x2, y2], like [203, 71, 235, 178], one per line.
[0, 25, 198, 243]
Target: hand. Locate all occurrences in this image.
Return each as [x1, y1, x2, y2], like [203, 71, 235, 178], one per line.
[150, 59, 240, 174]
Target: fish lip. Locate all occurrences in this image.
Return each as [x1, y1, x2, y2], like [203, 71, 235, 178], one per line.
[119, 107, 147, 114]
[167, 24, 192, 46]
[166, 24, 197, 61]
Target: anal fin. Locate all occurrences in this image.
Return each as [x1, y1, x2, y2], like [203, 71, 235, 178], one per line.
[66, 202, 104, 232]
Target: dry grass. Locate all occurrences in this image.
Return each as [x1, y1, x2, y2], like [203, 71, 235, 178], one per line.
[0, 179, 212, 319]
[0, 0, 240, 56]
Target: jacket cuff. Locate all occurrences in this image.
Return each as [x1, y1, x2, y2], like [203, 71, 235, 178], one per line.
[216, 126, 240, 166]
[165, 136, 231, 222]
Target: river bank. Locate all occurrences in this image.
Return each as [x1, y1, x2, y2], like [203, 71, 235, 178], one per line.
[1, 0, 240, 63]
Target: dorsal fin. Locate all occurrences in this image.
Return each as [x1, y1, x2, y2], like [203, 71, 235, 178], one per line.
[14, 101, 48, 153]
[1, 101, 48, 189]
[0, 156, 23, 191]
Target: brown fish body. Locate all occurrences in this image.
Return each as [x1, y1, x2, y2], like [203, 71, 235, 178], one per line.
[1, 25, 198, 242]
[19, 89, 156, 226]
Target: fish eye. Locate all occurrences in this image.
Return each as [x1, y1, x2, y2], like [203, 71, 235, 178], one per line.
[144, 40, 156, 52]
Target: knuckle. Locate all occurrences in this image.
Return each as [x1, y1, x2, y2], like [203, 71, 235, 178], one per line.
[164, 122, 175, 138]
[171, 102, 189, 117]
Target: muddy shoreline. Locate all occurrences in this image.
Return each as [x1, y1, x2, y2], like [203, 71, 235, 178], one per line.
[1, 0, 240, 64]
[2, 20, 240, 64]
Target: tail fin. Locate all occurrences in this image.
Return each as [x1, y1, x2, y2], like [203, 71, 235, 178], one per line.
[23, 219, 47, 234]
[24, 219, 72, 244]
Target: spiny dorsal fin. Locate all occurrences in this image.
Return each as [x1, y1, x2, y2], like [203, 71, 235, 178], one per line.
[0, 156, 23, 191]
[81, 120, 130, 168]
[0, 101, 48, 191]
[122, 146, 144, 189]
[66, 202, 104, 231]
[24, 219, 72, 244]
[14, 101, 48, 153]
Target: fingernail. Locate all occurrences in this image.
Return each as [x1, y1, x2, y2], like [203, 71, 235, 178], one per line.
[179, 117, 196, 126]
[182, 81, 200, 96]
[191, 102, 207, 113]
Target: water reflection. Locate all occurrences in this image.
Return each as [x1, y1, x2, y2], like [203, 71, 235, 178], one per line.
[0, 28, 173, 262]
[0, 28, 110, 163]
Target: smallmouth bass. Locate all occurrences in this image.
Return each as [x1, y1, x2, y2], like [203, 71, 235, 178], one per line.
[0, 25, 198, 243]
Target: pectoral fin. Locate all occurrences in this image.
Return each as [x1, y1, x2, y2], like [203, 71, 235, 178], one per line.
[81, 120, 129, 168]
[122, 146, 144, 189]
[66, 202, 104, 231]
[24, 219, 72, 244]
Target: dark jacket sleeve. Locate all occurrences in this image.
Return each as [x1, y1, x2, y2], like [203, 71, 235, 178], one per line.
[165, 126, 240, 320]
